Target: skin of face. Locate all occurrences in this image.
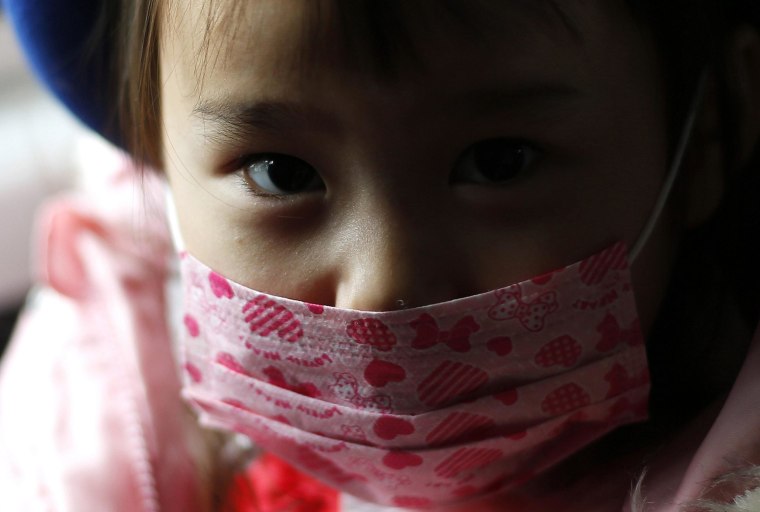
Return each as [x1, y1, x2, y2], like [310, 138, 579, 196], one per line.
[161, 1, 675, 338]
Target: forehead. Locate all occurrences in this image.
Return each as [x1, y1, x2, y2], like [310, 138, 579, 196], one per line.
[162, 1, 641, 89]
[165, 1, 576, 69]
[159, 0, 662, 151]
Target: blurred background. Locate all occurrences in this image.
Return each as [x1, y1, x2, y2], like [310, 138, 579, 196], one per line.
[0, 10, 88, 357]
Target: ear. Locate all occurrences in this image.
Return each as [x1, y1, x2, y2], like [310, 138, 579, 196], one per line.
[728, 25, 760, 168]
[681, 73, 724, 229]
[682, 26, 760, 228]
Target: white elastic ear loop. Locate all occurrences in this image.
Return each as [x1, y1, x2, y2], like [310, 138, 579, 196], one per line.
[629, 70, 710, 263]
[165, 187, 186, 251]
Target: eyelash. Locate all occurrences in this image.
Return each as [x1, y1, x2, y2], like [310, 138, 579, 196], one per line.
[452, 138, 541, 186]
[234, 153, 324, 200]
[231, 155, 276, 199]
[236, 172, 286, 200]
[231, 137, 543, 199]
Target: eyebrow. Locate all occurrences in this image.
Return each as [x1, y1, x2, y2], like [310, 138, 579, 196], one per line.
[192, 99, 339, 144]
[448, 83, 583, 118]
[192, 82, 583, 144]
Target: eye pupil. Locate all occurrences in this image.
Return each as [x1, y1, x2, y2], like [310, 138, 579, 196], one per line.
[473, 139, 526, 181]
[451, 138, 536, 186]
[245, 154, 323, 196]
[265, 157, 315, 192]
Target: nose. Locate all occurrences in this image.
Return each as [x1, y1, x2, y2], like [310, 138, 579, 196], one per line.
[332, 206, 464, 312]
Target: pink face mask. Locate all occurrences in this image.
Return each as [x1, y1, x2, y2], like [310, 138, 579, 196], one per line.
[177, 71, 707, 509]
[180, 242, 649, 508]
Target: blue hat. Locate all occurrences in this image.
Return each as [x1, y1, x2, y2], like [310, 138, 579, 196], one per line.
[3, 0, 123, 147]
[5, 0, 760, 155]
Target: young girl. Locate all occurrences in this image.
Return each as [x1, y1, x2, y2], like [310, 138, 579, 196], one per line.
[1, 1, 759, 511]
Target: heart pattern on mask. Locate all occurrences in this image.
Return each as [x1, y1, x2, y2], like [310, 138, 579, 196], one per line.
[541, 383, 591, 415]
[578, 242, 627, 285]
[374, 416, 416, 440]
[181, 241, 650, 508]
[487, 336, 513, 356]
[426, 412, 496, 445]
[417, 361, 489, 407]
[364, 359, 407, 388]
[347, 318, 397, 351]
[535, 335, 582, 368]
[383, 451, 424, 470]
[183, 314, 200, 337]
[208, 271, 234, 299]
[243, 295, 303, 342]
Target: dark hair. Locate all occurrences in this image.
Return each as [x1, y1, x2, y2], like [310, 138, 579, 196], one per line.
[635, 1, 760, 425]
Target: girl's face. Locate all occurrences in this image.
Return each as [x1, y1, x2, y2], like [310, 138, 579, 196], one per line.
[161, 1, 676, 333]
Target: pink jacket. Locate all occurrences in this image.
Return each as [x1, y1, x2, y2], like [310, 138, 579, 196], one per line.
[0, 150, 759, 511]
[0, 152, 203, 512]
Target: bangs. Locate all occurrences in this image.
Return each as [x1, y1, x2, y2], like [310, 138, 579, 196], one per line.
[326, 0, 581, 79]
[165, 0, 582, 86]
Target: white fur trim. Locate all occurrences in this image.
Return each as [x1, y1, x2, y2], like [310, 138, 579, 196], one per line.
[630, 466, 760, 512]
[733, 485, 760, 511]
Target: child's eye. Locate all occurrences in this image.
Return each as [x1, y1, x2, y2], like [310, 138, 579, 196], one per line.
[241, 154, 324, 196]
[451, 138, 539, 185]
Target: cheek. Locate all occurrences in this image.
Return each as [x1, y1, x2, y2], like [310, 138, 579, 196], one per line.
[169, 178, 236, 270]
[168, 171, 338, 303]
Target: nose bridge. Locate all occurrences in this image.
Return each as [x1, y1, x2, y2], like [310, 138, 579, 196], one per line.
[333, 194, 457, 312]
